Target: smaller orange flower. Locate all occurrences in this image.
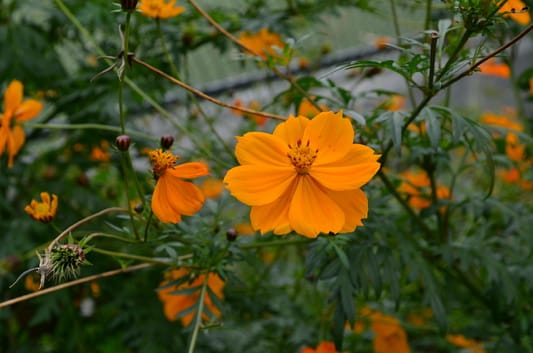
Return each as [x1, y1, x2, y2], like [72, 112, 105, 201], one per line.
[231, 99, 266, 125]
[89, 140, 111, 162]
[0, 80, 43, 167]
[200, 177, 224, 199]
[234, 222, 256, 236]
[480, 112, 522, 132]
[157, 268, 224, 326]
[24, 273, 41, 292]
[374, 36, 390, 50]
[446, 334, 486, 353]
[149, 149, 208, 223]
[138, 0, 185, 19]
[398, 170, 450, 210]
[300, 341, 339, 353]
[384, 95, 405, 111]
[478, 58, 510, 78]
[529, 78, 533, 95]
[24, 192, 58, 223]
[239, 28, 286, 61]
[498, 0, 531, 25]
[297, 98, 328, 118]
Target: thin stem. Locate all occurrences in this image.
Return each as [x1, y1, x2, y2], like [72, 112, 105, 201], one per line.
[48, 207, 128, 252]
[389, 0, 402, 44]
[428, 32, 439, 93]
[91, 247, 177, 265]
[119, 153, 140, 240]
[186, 0, 322, 112]
[1, 263, 153, 308]
[143, 210, 154, 242]
[131, 57, 286, 121]
[436, 29, 472, 82]
[187, 278, 208, 353]
[83, 232, 141, 244]
[424, 0, 433, 31]
[156, 18, 180, 78]
[238, 237, 312, 249]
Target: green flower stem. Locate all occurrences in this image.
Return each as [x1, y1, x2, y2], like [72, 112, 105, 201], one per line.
[187, 278, 208, 353]
[424, 0, 433, 31]
[156, 19, 180, 78]
[238, 237, 312, 249]
[25, 123, 157, 141]
[435, 28, 473, 82]
[125, 151, 145, 208]
[91, 247, 180, 265]
[388, 0, 402, 44]
[83, 232, 141, 245]
[143, 210, 154, 242]
[119, 153, 140, 240]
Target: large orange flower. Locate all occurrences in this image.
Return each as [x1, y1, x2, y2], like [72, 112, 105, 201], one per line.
[498, 0, 531, 25]
[157, 268, 225, 326]
[223, 111, 381, 238]
[0, 80, 43, 167]
[149, 149, 209, 223]
[138, 0, 185, 19]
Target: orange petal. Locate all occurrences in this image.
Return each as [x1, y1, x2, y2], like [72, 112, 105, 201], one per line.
[152, 174, 205, 223]
[272, 115, 310, 145]
[327, 188, 368, 232]
[250, 178, 297, 235]
[303, 111, 354, 164]
[4, 80, 23, 114]
[7, 125, 25, 168]
[234, 132, 288, 166]
[311, 145, 380, 190]
[288, 176, 345, 238]
[0, 123, 9, 156]
[168, 162, 209, 179]
[224, 165, 296, 205]
[14, 99, 43, 122]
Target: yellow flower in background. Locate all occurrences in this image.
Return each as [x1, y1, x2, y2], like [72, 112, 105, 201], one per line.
[297, 98, 328, 118]
[498, 0, 531, 25]
[446, 334, 486, 353]
[239, 28, 286, 61]
[157, 268, 224, 326]
[478, 59, 510, 78]
[24, 192, 58, 223]
[224, 111, 381, 238]
[139, 0, 185, 19]
[200, 177, 224, 199]
[149, 149, 209, 223]
[300, 341, 340, 353]
[0, 80, 43, 168]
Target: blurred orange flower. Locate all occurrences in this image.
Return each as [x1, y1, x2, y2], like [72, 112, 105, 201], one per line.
[149, 149, 209, 223]
[446, 334, 486, 353]
[157, 268, 224, 326]
[231, 99, 266, 126]
[374, 36, 390, 50]
[0, 80, 43, 167]
[371, 311, 411, 353]
[398, 170, 450, 210]
[224, 111, 381, 238]
[200, 177, 224, 199]
[498, 0, 531, 25]
[478, 59, 510, 78]
[89, 140, 111, 162]
[529, 78, 533, 95]
[138, 0, 185, 19]
[300, 341, 339, 353]
[24, 192, 58, 223]
[384, 95, 405, 111]
[239, 28, 286, 61]
[297, 98, 328, 118]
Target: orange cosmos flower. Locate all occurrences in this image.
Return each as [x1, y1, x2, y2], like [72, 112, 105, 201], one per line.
[239, 28, 286, 61]
[157, 268, 224, 326]
[231, 99, 266, 126]
[300, 341, 340, 353]
[478, 59, 510, 78]
[529, 78, 533, 95]
[297, 98, 328, 118]
[200, 177, 224, 199]
[138, 0, 185, 19]
[446, 334, 486, 353]
[498, 0, 531, 25]
[398, 170, 450, 210]
[149, 149, 209, 223]
[383, 95, 405, 111]
[0, 80, 43, 168]
[24, 192, 58, 223]
[223, 111, 381, 238]
[370, 311, 411, 353]
[374, 36, 390, 50]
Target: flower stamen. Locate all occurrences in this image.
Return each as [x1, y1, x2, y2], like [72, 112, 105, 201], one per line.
[287, 139, 318, 174]
[150, 149, 179, 178]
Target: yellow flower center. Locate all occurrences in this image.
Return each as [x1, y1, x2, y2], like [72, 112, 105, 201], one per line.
[150, 149, 179, 177]
[287, 139, 318, 174]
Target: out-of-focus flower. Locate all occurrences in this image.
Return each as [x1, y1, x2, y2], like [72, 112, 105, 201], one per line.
[407, 308, 433, 327]
[384, 95, 405, 111]
[24, 192, 58, 223]
[478, 59, 511, 78]
[231, 99, 266, 126]
[224, 111, 381, 238]
[446, 334, 486, 353]
[234, 222, 256, 235]
[201, 177, 224, 199]
[354, 308, 410, 353]
[529, 78, 533, 95]
[24, 273, 41, 292]
[297, 98, 328, 118]
[138, 0, 185, 19]
[90, 140, 111, 162]
[398, 170, 450, 210]
[480, 112, 522, 132]
[0, 80, 43, 167]
[239, 28, 286, 62]
[300, 341, 339, 353]
[498, 0, 531, 25]
[149, 149, 208, 223]
[157, 268, 224, 326]
[374, 36, 390, 50]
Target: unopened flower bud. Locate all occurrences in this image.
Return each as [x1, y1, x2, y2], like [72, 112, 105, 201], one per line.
[226, 228, 238, 242]
[50, 244, 87, 283]
[134, 202, 144, 213]
[120, 0, 138, 11]
[115, 135, 131, 151]
[160, 135, 174, 150]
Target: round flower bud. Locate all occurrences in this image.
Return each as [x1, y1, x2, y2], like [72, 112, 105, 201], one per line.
[120, 0, 138, 11]
[134, 202, 144, 214]
[160, 135, 174, 150]
[115, 135, 131, 151]
[50, 244, 87, 282]
[226, 228, 238, 242]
